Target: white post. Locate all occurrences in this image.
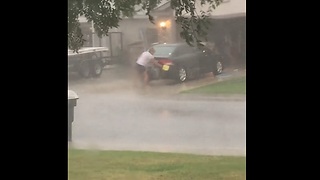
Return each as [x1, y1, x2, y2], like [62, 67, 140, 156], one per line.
[91, 21, 95, 47]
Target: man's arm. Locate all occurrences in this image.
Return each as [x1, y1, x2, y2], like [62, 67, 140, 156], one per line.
[151, 59, 163, 68]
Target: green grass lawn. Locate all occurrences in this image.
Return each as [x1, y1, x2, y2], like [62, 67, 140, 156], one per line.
[68, 149, 246, 180]
[181, 76, 246, 95]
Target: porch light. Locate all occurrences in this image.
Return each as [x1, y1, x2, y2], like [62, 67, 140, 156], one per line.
[159, 21, 167, 30]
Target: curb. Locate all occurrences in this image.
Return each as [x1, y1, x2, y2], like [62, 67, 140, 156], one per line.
[173, 94, 246, 101]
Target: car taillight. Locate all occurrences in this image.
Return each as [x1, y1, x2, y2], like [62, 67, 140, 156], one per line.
[158, 59, 174, 65]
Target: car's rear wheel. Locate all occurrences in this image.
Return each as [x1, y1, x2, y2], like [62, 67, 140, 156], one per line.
[78, 60, 91, 78]
[177, 67, 188, 83]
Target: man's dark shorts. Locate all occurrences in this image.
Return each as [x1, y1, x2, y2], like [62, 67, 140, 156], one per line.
[136, 63, 146, 75]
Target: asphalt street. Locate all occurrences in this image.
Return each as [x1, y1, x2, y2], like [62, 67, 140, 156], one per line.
[68, 65, 246, 156]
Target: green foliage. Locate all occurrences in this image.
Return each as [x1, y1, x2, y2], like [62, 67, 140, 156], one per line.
[171, 0, 222, 46]
[68, 0, 223, 51]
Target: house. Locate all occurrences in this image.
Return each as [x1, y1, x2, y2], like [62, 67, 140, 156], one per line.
[77, 0, 246, 67]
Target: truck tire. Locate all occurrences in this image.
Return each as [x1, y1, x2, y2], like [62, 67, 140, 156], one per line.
[91, 61, 103, 78]
[78, 60, 91, 78]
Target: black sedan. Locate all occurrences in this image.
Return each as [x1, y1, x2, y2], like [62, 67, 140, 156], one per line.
[149, 43, 224, 83]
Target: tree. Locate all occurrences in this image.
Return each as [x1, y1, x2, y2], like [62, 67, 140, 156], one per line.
[68, 0, 223, 51]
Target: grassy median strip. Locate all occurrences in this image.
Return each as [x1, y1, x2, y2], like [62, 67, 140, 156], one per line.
[181, 76, 246, 95]
[68, 149, 246, 180]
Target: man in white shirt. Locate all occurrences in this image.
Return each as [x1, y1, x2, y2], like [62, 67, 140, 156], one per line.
[135, 47, 163, 88]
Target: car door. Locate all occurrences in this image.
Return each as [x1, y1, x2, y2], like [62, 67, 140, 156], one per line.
[173, 45, 199, 68]
[197, 47, 213, 73]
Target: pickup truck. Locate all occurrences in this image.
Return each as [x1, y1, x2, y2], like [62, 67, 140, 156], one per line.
[68, 47, 110, 78]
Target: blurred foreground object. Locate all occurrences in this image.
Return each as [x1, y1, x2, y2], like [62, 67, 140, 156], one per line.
[68, 90, 79, 142]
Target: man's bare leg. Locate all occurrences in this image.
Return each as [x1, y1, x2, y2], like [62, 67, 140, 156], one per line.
[143, 71, 151, 91]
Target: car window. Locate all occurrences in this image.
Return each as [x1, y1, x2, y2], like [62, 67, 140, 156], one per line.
[172, 45, 197, 56]
[153, 46, 177, 57]
[173, 46, 187, 55]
